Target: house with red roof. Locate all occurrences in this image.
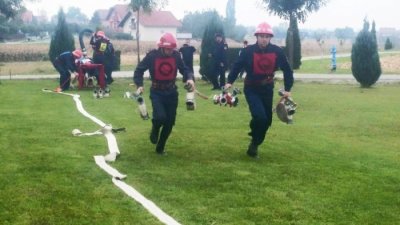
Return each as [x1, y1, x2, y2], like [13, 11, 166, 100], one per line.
[95, 4, 181, 41]
[20, 10, 34, 23]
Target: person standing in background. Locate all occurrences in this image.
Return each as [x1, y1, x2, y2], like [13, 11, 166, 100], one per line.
[179, 38, 196, 75]
[209, 33, 227, 90]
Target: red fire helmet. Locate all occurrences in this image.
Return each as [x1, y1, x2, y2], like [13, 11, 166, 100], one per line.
[72, 49, 83, 58]
[254, 22, 274, 37]
[157, 32, 177, 49]
[96, 31, 106, 38]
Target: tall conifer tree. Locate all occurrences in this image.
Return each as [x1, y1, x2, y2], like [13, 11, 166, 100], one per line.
[351, 19, 382, 87]
[48, 8, 75, 61]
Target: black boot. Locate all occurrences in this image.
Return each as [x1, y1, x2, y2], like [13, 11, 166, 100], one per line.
[247, 142, 258, 158]
[150, 125, 160, 144]
[155, 125, 172, 155]
[156, 142, 166, 155]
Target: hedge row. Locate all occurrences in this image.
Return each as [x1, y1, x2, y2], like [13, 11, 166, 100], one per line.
[0, 52, 49, 62]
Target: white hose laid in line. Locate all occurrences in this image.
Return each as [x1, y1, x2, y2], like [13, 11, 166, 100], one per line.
[42, 89, 182, 225]
[113, 178, 181, 225]
[94, 156, 126, 180]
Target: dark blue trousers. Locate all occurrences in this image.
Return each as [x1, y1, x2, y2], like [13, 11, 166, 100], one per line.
[150, 89, 178, 147]
[211, 65, 226, 89]
[244, 85, 274, 146]
[52, 61, 71, 91]
[93, 54, 114, 84]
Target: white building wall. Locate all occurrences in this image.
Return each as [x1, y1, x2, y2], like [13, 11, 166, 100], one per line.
[121, 24, 177, 41]
[139, 26, 177, 42]
[107, 14, 178, 41]
[121, 21, 133, 34]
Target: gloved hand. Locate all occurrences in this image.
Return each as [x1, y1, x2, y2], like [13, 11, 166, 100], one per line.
[224, 83, 232, 90]
[278, 89, 291, 98]
[137, 86, 144, 94]
[186, 80, 195, 91]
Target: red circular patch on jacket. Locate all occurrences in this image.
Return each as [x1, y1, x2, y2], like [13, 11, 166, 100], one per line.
[155, 57, 176, 80]
[253, 53, 276, 75]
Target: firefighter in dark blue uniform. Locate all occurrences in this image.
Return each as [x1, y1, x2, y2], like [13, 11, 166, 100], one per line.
[52, 49, 82, 91]
[134, 32, 195, 155]
[225, 22, 294, 158]
[90, 30, 115, 84]
[179, 39, 196, 74]
[210, 33, 228, 90]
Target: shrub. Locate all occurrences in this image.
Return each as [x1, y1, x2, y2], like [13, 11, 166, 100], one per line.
[0, 52, 48, 62]
[113, 33, 133, 40]
[351, 19, 381, 88]
[384, 38, 393, 50]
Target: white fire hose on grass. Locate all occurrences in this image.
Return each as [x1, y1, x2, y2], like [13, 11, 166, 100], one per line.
[42, 89, 181, 225]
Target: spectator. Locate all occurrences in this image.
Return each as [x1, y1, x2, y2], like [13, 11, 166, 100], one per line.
[209, 33, 227, 90]
[179, 38, 196, 74]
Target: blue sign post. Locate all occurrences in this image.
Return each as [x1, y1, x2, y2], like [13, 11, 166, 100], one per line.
[330, 45, 337, 72]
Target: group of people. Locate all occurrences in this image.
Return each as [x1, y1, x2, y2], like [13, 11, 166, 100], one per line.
[133, 21, 294, 158]
[52, 30, 115, 91]
[52, 22, 294, 158]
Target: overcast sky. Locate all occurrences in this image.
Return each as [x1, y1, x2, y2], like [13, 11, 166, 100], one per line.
[24, 0, 398, 30]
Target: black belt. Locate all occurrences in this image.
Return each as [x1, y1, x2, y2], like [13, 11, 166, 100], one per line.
[151, 81, 176, 91]
[244, 74, 274, 86]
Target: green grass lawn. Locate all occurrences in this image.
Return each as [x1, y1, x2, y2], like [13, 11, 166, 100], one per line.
[1, 79, 399, 225]
[296, 57, 352, 74]
[296, 51, 400, 74]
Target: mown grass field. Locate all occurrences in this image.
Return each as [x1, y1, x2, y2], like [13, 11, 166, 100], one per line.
[1, 78, 399, 225]
[297, 52, 400, 74]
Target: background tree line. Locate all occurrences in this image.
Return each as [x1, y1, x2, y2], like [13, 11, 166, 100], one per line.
[0, 0, 382, 46]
